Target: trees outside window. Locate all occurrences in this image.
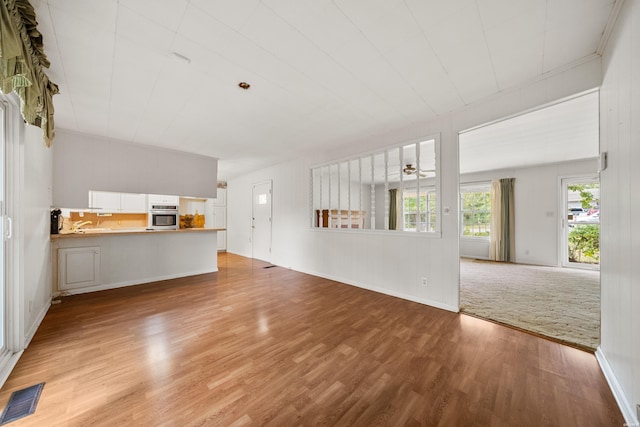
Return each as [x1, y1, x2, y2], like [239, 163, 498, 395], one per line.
[403, 190, 436, 232]
[460, 188, 491, 237]
[567, 182, 600, 264]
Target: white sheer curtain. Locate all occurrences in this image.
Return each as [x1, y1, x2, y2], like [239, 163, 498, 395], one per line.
[490, 178, 515, 262]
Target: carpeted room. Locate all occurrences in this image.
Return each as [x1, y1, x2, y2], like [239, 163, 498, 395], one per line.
[458, 92, 601, 351]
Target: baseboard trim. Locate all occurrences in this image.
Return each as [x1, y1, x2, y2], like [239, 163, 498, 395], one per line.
[225, 252, 459, 313]
[0, 350, 24, 389]
[25, 299, 51, 347]
[226, 249, 250, 258]
[300, 268, 459, 313]
[1, 299, 52, 389]
[595, 347, 638, 425]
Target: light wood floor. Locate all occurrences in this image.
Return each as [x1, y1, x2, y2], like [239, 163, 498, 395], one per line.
[1, 253, 623, 426]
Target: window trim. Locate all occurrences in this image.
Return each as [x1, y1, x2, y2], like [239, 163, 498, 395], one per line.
[402, 188, 437, 233]
[460, 183, 491, 240]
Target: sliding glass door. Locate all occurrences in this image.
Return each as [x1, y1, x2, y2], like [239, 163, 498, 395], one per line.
[0, 99, 8, 367]
[561, 176, 600, 269]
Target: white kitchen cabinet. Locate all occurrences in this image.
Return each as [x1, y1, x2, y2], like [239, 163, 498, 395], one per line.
[89, 191, 120, 212]
[205, 190, 227, 251]
[211, 206, 226, 228]
[148, 194, 179, 206]
[212, 188, 226, 206]
[89, 191, 147, 213]
[58, 247, 101, 291]
[120, 193, 148, 213]
[205, 203, 226, 228]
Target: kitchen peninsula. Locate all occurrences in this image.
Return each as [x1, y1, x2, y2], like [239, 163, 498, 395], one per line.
[51, 228, 222, 294]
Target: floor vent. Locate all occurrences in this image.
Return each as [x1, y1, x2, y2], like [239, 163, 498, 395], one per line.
[0, 383, 45, 425]
[263, 265, 277, 269]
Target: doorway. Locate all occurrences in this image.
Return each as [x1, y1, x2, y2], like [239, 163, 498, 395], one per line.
[251, 181, 272, 262]
[458, 91, 601, 349]
[561, 176, 600, 269]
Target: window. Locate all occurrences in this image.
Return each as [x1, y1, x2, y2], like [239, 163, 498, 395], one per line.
[460, 185, 491, 238]
[403, 190, 436, 232]
[311, 135, 440, 234]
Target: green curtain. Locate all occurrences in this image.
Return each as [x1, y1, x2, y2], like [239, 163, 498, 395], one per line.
[0, 0, 58, 146]
[490, 178, 515, 262]
[389, 189, 398, 230]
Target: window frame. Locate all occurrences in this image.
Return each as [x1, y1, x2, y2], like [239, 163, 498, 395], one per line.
[402, 188, 437, 232]
[460, 183, 491, 240]
[310, 134, 441, 236]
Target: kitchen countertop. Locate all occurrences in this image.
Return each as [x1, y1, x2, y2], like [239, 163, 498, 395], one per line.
[51, 227, 225, 240]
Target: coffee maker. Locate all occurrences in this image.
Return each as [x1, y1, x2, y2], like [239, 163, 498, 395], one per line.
[50, 209, 63, 234]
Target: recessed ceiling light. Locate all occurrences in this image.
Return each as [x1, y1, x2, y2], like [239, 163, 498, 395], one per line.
[238, 82, 251, 90]
[170, 52, 191, 64]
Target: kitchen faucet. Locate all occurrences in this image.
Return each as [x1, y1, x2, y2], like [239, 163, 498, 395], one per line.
[71, 220, 92, 231]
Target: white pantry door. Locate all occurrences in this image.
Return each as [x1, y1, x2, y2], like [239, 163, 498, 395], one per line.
[252, 181, 272, 262]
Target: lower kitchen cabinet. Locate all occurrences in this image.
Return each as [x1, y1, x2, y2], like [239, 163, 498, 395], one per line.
[58, 247, 101, 291]
[52, 230, 219, 295]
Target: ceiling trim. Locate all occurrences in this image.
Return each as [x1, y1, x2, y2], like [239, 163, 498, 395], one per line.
[458, 88, 599, 136]
[597, 0, 626, 55]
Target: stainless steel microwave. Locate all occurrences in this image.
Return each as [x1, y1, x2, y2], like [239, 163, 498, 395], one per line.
[148, 205, 179, 230]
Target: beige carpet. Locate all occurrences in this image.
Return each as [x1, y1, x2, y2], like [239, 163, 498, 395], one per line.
[460, 258, 600, 350]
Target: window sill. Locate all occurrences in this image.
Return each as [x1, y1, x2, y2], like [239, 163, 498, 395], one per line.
[310, 227, 442, 239]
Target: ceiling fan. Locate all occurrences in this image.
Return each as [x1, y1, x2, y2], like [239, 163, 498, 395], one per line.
[402, 164, 433, 178]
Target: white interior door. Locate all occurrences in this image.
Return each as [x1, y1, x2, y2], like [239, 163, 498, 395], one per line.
[252, 181, 272, 262]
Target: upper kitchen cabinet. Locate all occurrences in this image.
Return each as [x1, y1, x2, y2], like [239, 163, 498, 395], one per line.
[89, 191, 147, 213]
[120, 193, 148, 212]
[89, 191, 120, 212]
[148, 194, 180, 206]
[212, 188, 226, 206]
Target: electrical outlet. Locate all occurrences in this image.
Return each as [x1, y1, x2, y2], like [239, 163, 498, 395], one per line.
[28, 300, 33, 312]
[421, 277, 428, 287]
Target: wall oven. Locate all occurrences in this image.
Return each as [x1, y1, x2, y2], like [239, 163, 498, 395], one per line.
[148, 204, 179, 230]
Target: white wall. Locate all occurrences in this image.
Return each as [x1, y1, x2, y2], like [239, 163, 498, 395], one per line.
[460, 158, 598, 265]
[598, 0, 640, 423]
[22, 123, 53, 345]
[228, 158, 458, 311]
[227, 57, 602, 314]
[52, 130, 218, 208]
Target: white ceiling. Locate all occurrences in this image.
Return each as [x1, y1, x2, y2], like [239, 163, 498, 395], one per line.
[31, 0, 616, 179]
[459, 91, 600, 174]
